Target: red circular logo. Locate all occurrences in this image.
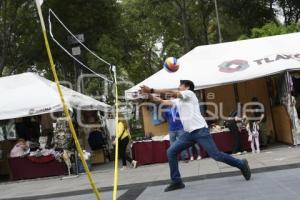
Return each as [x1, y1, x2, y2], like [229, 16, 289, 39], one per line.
[218, 59, 249, 73]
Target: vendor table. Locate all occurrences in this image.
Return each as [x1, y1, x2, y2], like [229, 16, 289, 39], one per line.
[8, 155, 67, 180]
[132, 130, 251, 165]
[131, 140, 170, 165]
[200, 129, 251, 158]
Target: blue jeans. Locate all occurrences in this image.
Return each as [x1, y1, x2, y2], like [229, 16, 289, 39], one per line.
[167, 127, 245, 183]
[169, 130, 189, 160]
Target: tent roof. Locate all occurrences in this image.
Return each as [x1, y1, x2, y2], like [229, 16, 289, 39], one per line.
[126, 32, 300, 98]
[0, 72, 111, 120]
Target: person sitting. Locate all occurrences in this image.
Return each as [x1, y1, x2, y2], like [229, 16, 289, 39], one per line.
[10, 139, 29, 158]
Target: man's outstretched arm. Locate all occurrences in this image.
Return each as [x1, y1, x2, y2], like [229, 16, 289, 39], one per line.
[148, 94, 173, 106]
[140, 85, 182, 99]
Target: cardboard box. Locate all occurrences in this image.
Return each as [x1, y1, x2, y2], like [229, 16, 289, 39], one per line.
[91, 150, 105, 164]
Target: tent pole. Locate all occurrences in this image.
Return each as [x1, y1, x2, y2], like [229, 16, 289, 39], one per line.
[266, 77, 278, 143]
[233, 83, 240, 104]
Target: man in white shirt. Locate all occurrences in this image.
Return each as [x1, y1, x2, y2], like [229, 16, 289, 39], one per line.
[141, 80, 251, 192]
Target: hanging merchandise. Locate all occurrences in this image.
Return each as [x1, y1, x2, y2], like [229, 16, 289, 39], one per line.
[0, 126, 5, 141]
[105, 118, 116, 137]
[53, 117, 72, 150]
[290, 96, 300, 145]
[39, 136, 48, 149]
[6, 120, 17, 140]
[62, 149, 72, 176]
[283, 72, 300, 145]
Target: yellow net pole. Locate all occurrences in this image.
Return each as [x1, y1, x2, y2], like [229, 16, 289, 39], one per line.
[35, 2, 102, 200]
[112, 66, 119, 200]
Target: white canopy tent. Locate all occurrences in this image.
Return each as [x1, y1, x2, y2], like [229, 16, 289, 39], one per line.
[0, 72, 111, 120]
[126, 32, 300, 98]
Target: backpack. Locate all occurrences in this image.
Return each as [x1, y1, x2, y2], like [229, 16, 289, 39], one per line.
[88, 130, 106, 151]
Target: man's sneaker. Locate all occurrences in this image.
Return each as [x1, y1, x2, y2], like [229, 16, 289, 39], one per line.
[164, 182, 185, 192]
[241, 159, 251, 181]
[132, 160, 138, 168]
[190, 156, 194, 161]
[197, 156, 202, 160]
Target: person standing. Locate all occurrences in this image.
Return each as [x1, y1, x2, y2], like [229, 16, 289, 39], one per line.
[141, 80, 251, 192]
[251, 97, 266, 146]
[246, 120, 260, 153]
[163, 106, 189, 162]
[189, 144, 201, 161]
[116, 115, 138, 170]
[227, 108, 243, 155]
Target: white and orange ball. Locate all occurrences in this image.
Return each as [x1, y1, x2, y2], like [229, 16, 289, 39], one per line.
[163, 57, 179, 72]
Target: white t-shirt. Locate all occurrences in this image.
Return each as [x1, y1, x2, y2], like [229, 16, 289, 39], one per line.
[171, 90, 208, 133]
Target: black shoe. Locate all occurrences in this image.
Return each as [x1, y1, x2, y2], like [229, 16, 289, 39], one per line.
[241, 159, 251, 181]
[164, 182, 185, 192]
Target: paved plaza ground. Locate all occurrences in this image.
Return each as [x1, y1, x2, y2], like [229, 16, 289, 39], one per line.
[1, 145, 300, 200]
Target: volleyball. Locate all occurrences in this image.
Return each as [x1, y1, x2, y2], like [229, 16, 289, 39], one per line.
[163, 57, 179, 72]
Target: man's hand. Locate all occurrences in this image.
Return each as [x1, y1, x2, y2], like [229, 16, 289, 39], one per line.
[149, 94, 173, 106]
[140, 85, 152, 94]
[149, 94, 162, 103]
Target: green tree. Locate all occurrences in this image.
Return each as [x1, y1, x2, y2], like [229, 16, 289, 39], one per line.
[43, 0, 121, 84]
[276, 0, 300, 24]
[92, 0, 278, 85]
[239, 22, 300, 39]
[218, 0, 275, 40]
[110, 0, 164, 82]
[0, 0, 286, 85]
[0, 0, 46, 76]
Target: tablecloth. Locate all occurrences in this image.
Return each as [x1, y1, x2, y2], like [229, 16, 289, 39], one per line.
[8, 155, 67, 180]
[132, 130, 251, 165]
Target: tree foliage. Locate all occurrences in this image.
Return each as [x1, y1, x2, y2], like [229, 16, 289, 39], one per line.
[276, 0, 300, 24]
[0, 0, 299, 90]
[239, 22, 300, 39]
[0, 0, 45, 76]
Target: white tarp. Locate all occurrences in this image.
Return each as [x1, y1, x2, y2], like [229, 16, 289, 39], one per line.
[0, 72, 111, 120]
[126, 32, 300, 98]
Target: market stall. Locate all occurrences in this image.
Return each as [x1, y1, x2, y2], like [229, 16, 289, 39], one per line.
[0, 72, 111, 180]
[126, 32, 300, 148]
